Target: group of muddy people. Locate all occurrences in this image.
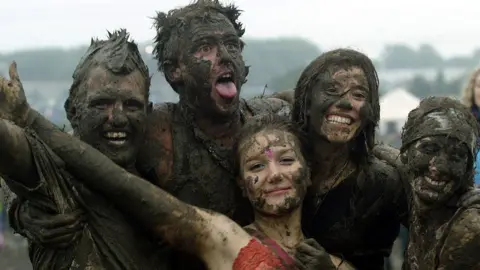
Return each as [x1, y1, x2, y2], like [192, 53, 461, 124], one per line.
[1, 1, 480, 269]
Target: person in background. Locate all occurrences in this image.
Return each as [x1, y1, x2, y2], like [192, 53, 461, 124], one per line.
[461, 67, 480, 186]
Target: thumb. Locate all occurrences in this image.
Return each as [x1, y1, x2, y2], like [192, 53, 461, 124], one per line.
[9, 61, 21, 83]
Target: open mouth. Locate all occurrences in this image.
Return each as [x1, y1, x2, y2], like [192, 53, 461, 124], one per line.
[326, 115, 352, 125]
[414, 175, 454, 201]
[103, 131, 129, 146]
[214, 72, 237, 99]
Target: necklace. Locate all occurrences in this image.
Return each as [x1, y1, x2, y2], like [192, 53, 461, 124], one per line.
[180, 103, 246, 175]
[313, 160, 353, 215]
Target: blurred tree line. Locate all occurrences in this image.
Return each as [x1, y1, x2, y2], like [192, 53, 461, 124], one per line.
[0, 40, 478, 106]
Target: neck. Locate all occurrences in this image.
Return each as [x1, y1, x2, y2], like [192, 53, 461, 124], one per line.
[312, 137, 351, 179]
[181, 101, 242, 138]
[253, 207, 304, 250]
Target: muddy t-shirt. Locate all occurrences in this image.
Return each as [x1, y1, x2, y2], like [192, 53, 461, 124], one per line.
[303, 157, 407, 270]
[4, 130, 163, 270]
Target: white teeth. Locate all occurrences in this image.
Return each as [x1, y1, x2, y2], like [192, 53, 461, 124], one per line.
[327, 115, 351, 124]
[221, 73, 232, 78]
[424, 176, 446, 187]
[104, 132, 127, 139]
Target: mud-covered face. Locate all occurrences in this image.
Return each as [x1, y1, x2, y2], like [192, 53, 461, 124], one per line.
[308, 67, 369, 143]
[238, 130, 310, 216]
[405, 136, 469, 210]
[172, 13, 246, 115]
[474, 74, 480, 107]
[72, 66, 148, 167]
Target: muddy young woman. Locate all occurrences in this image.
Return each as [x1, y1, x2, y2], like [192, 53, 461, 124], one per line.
[0, 65, 353, 269]
[400, 97, 480, 270]
[292, 48, 407, 269]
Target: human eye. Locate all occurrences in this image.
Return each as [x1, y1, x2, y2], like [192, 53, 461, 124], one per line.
[248, 163, 265, 172]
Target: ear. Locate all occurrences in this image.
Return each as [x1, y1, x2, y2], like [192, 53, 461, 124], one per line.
[147, 102, 153, 114]
[400, 151, 408, 164]
[236, 176, 247, 197]
[163, 61, 181, 84]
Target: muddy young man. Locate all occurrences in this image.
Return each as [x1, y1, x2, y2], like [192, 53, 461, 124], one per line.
[134, 1, 294, 268]
[400, 97, 480, 270]
[0, 30, 166, 269]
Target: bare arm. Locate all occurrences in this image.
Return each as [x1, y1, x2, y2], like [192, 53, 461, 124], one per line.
[0, 119, 39, 188]
[26, 109, 250, 267]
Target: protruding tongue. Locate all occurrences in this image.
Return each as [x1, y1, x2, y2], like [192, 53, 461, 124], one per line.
[215, 82, 237, 98]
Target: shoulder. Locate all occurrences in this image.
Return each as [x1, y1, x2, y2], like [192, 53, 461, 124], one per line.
[136, 102, 175, 187]
[244, 97, 291, 117]
[366, 156, 402, 185]
[440, 206, 480, 268]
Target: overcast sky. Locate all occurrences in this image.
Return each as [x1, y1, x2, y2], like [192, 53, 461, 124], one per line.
[2, 0, 479, 58]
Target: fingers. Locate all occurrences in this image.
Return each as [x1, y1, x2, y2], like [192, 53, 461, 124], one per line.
[303, 238, 323, 250]
[8, 61, 20, 83]
[22, 210, 86, 229]
[39, 230, 83, 249]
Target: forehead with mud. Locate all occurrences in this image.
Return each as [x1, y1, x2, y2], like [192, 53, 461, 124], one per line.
[292, 48, 380, 153]
[152, 0, 246, 92]
[64, 29, 150, 124]
[401, 97, 479, 157]
[234, 114, 307, 171]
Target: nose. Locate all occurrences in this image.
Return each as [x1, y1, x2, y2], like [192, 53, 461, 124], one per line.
[428, 157, 438, 178]
[335, 96, 353, 110]
[266, 162, 282, 184]
[217, 45, 233, 67]
[110, 103, 128, 128]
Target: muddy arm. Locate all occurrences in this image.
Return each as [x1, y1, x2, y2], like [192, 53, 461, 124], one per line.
[25, 109, 249, 264]
[0, 120, 38, 188]
[438, 208, 480, 269]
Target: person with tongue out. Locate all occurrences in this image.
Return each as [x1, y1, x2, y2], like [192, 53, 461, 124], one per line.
[400, 96, 480, 270]
[132, 0, 291, 268]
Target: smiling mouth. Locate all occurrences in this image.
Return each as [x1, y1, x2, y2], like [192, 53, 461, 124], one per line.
[214, 72, 237, 99]
[414, 175, 454, 201]
[265, 187, 292, 196]
[326, 115, 352, 125]
[103, 131, 129, 146]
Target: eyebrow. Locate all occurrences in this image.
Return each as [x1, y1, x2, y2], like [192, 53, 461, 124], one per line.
[243, 147, 294, 164]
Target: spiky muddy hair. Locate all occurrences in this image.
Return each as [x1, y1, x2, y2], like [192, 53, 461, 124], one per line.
[292, 48, 380, 162]
[152, 0, 245, 92]
[64, 29, 151, 123]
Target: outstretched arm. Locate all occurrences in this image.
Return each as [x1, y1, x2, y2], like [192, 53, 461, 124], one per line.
[26, 108, 250, 266]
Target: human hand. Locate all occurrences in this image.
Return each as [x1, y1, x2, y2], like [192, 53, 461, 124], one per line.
[17, 202, 85, 249]
[0, 61, 30, 126]
[294, 238, 336, 270]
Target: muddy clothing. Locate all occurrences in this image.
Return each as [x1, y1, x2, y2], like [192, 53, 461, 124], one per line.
[404, 205, 480, 270]
[303, 157, 407, 270]
[137, 97, 291, 270]
[3, 129, 162, 270]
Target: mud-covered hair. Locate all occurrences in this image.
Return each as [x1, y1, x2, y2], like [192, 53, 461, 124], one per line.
[460, 67, 480, 109]
[292, 48, 380, 161]
[152, 0, 245, 92]
[64, 29, 151, 125]
[233, 114, 309, 175]
[401, 96, 480, 187]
